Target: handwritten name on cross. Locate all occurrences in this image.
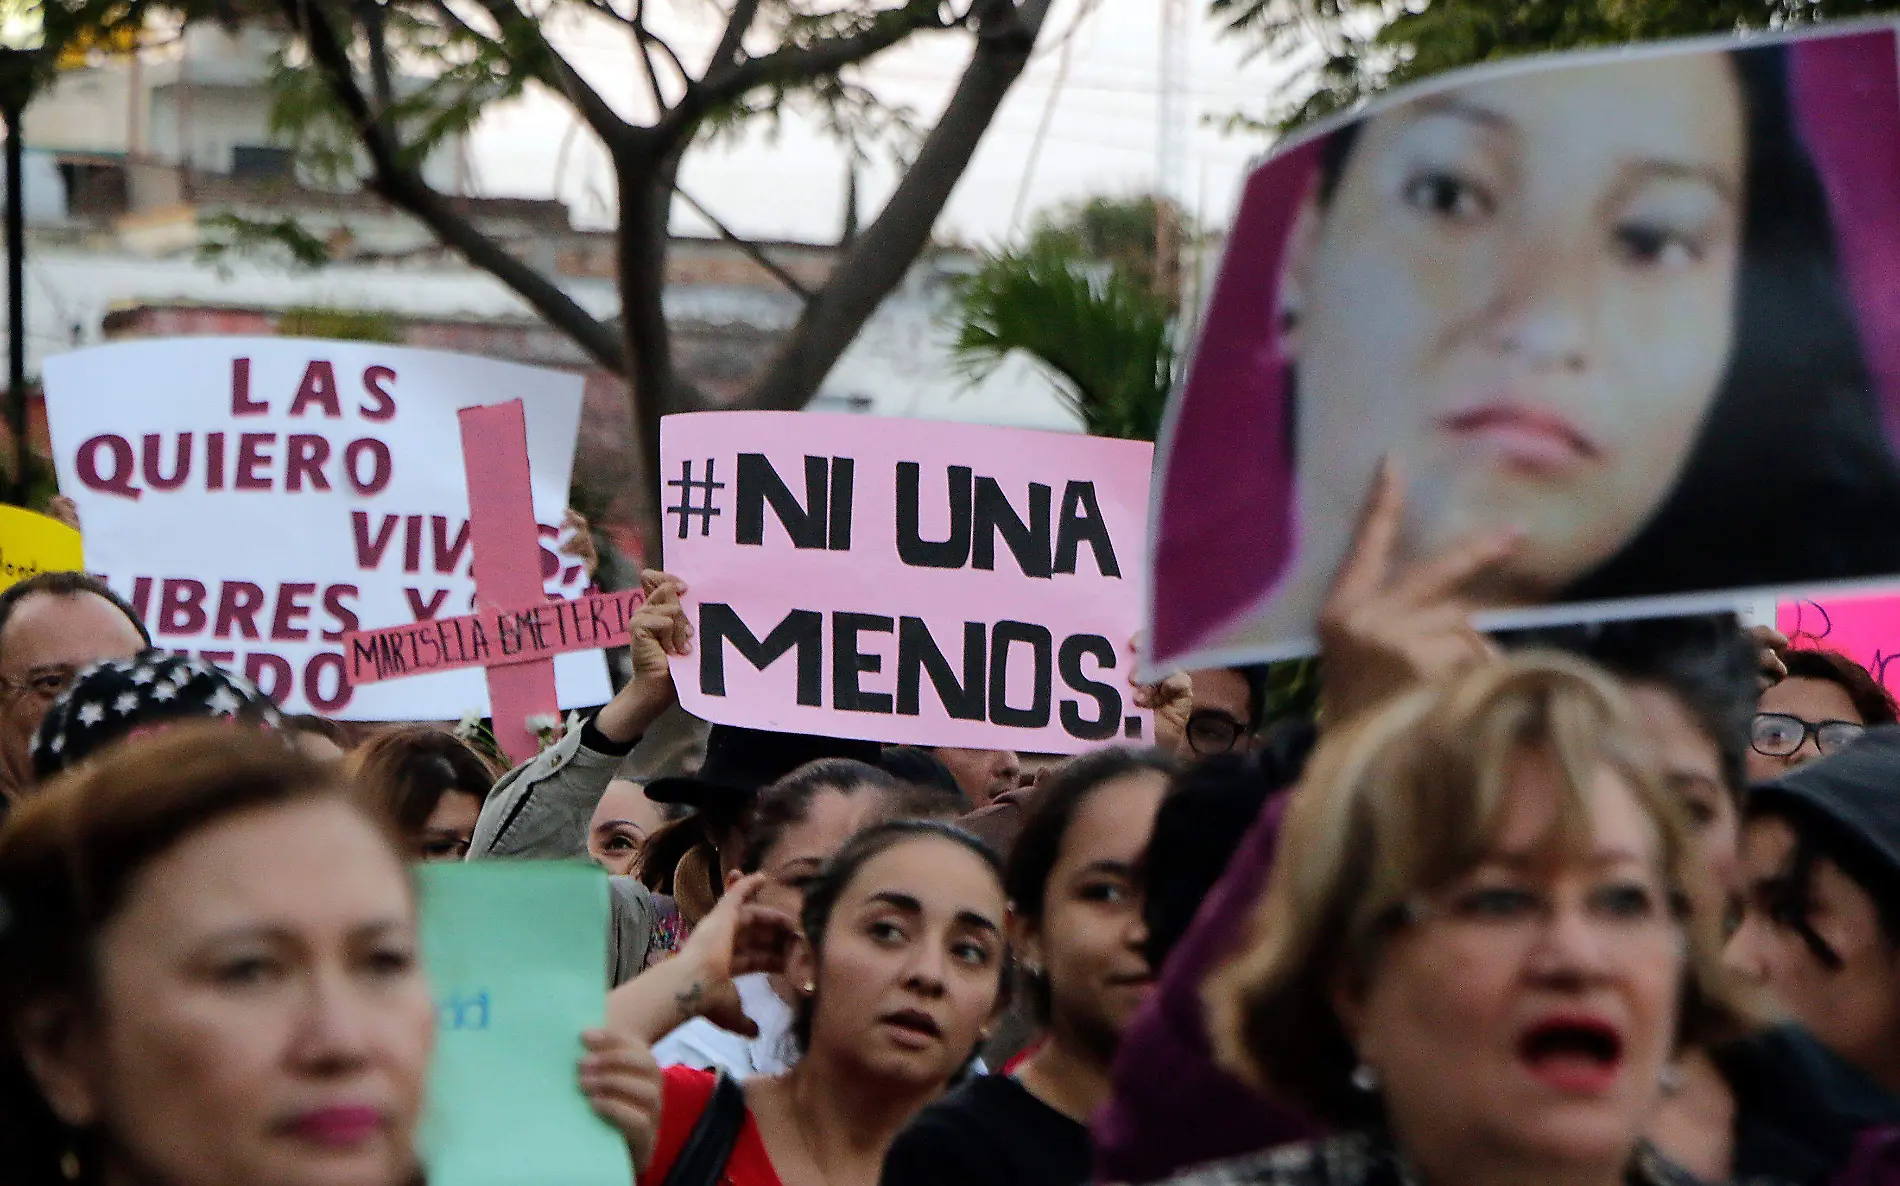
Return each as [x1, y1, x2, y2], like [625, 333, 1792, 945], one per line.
[338, 400, 643, 763]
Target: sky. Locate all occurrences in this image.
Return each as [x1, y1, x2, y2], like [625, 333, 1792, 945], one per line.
[464, 0, 1292, 248]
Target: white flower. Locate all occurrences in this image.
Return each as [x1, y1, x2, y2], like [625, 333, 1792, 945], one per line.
[206, 687, 241, 716]
[76, 702, 104, 726]
[111, 692, 139, 715]
[525, 712, 561, 735]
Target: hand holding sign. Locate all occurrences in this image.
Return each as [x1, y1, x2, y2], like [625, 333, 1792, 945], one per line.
[578, 1028, 663, 1174]
[1316, 460, 1519, 725]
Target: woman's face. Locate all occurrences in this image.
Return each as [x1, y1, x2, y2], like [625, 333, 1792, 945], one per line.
[1291, 55, 1746, 598]
[749, 785, 889, 922]
[33, 797, 434, 1186]
[417, 789, 483, 862]
[1749, 676, 1866, 782]
[1726, 815, 1900, 1090]
[1342, 753, 1682, 1177]
[797, 836, 1007, 1088]
[1019, 771, 1169, 1062]
[1625, 682, 1739, 923]
[589, 779, 670, 876]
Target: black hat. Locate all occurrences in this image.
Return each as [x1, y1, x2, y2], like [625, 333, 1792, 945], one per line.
[1751, 724, 1900, 885]
[644, 725, 880, 813]
[33, 652, 283, 781]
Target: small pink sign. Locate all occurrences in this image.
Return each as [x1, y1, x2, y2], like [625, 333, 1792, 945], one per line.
[662, 412, 1153, 755]
[342, 587, 647, 686]
[1777, 595, 1900, 691]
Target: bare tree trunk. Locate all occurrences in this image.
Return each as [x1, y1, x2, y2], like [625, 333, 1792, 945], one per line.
[615, 142, 685, 566]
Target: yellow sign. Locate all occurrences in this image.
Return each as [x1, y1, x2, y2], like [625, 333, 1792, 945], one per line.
[0, 504, 82, 591]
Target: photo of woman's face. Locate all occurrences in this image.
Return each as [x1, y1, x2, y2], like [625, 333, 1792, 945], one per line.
[1289, 53, 1748, 600]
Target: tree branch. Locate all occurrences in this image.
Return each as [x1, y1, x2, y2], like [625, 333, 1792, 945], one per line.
[675, 189, 813, 302]
[705, 0, 761, 81]
[631, 0, 666, 112]
[464, 0, 634, 149]
[746, 0, 1053, 410]
[282, 0, 628, 374]
[660, 0, 948, 148]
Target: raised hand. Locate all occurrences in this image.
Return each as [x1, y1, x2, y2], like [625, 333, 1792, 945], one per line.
[1316, 458, 1519, 726]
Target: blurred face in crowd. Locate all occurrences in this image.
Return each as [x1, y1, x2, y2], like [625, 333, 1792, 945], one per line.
[1187, 668, 1255, 757]
[1727, 815, 1900, 1092]
[744, 784, 891, 924]
[1018, 770, 1169, 1065]
[794, 836, 1006, 1088]
[1338, 751, 1681, 1179]
[589, 779, 670, 876]
[1625, 681, 1739, 922]
[1289, 55, 1745, 609]
[932, 747, 1021, 808]
[416, 789, 483, 863]
[1749, 675, 1867, 782]
[20, 796, 434, 1186]
[0, 591, 146, 795]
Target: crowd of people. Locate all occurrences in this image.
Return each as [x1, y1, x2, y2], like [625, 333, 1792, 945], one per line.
[1, 465, 1899, 1186]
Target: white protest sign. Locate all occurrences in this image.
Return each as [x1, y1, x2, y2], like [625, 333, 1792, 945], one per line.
[45, 338, 610, 719]
[663, 411, 1154, 754]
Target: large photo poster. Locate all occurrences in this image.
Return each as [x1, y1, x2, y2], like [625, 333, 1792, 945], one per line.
[1149, 24, 1900, 669]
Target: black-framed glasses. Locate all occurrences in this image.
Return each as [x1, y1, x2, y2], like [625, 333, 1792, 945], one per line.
[1750, 712, 1865, 759]
[1186, 709, 1247, 756]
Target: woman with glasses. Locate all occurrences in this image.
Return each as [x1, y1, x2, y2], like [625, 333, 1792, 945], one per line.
[1152, 655, 1756, 1186]
[1749, 650, 1897, 783]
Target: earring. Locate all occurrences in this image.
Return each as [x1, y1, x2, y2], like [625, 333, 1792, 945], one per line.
[801, 981, 815, 995]
[1660, 1064, 1683, 1097]
[60, 1148, 79, 1182]
[1350, 1064, 1380, 1094]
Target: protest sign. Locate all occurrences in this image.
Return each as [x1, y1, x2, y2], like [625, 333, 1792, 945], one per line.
[1148, 24, 1900, 671]
[44, 338, 610, 719]
[1778, 595, 1900, 692]
[417, 861, 629, 1186]
[344, 587, 648, 684]
[0, 505, 81, 591]
[663, 411, 1153, 754]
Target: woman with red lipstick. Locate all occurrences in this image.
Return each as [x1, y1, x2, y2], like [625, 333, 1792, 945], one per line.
[609, 819, 1011, 1186]
[0, 723, 666, 1186]
[880, 748, 1177, 1186]
[1152, 656, 1755, 1186]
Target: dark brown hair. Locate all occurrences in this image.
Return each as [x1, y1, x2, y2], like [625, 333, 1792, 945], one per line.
[1781, 648, 1900, 727]
[0, 723, 403, 1185]
[347, 725, 503, 843]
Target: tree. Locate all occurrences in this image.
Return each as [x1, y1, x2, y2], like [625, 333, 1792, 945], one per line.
[948, 194, 1189, 442]
[1214, 0, 1900, 133]
[44, 0, 1056, 553]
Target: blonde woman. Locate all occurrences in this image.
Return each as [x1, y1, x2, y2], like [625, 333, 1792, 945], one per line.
[1155, 655, 1758, 1186]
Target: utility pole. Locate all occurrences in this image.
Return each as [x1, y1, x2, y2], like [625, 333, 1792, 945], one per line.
[1156, 0, 1190, 302]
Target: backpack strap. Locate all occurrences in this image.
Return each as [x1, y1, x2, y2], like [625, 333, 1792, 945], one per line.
[659, 1072, 748, 1186]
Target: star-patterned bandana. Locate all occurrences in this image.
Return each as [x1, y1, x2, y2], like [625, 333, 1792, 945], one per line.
[32, 652, 285, 781]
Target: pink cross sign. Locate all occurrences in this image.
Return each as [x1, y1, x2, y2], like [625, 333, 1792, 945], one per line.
[338, 399, 627, 763]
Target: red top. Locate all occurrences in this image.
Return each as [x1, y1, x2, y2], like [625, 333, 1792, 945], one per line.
[640, 1065, 785, 1186]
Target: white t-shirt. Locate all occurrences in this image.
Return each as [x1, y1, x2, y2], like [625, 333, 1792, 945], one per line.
[650, 970, 992, 1080]
[652, 973, 797, 1078]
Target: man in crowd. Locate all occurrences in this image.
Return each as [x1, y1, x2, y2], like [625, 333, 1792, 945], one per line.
[1184, 666, 1265, 757]
[929, 745, 1021, 808]
[0, 571, 148, 806]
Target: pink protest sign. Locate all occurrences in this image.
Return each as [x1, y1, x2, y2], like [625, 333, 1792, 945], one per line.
[1777, 595, 1900, 691]
[342, 587, 647, 686]
[662, 412, 1153, 754]
[460, 401, 561, 762]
